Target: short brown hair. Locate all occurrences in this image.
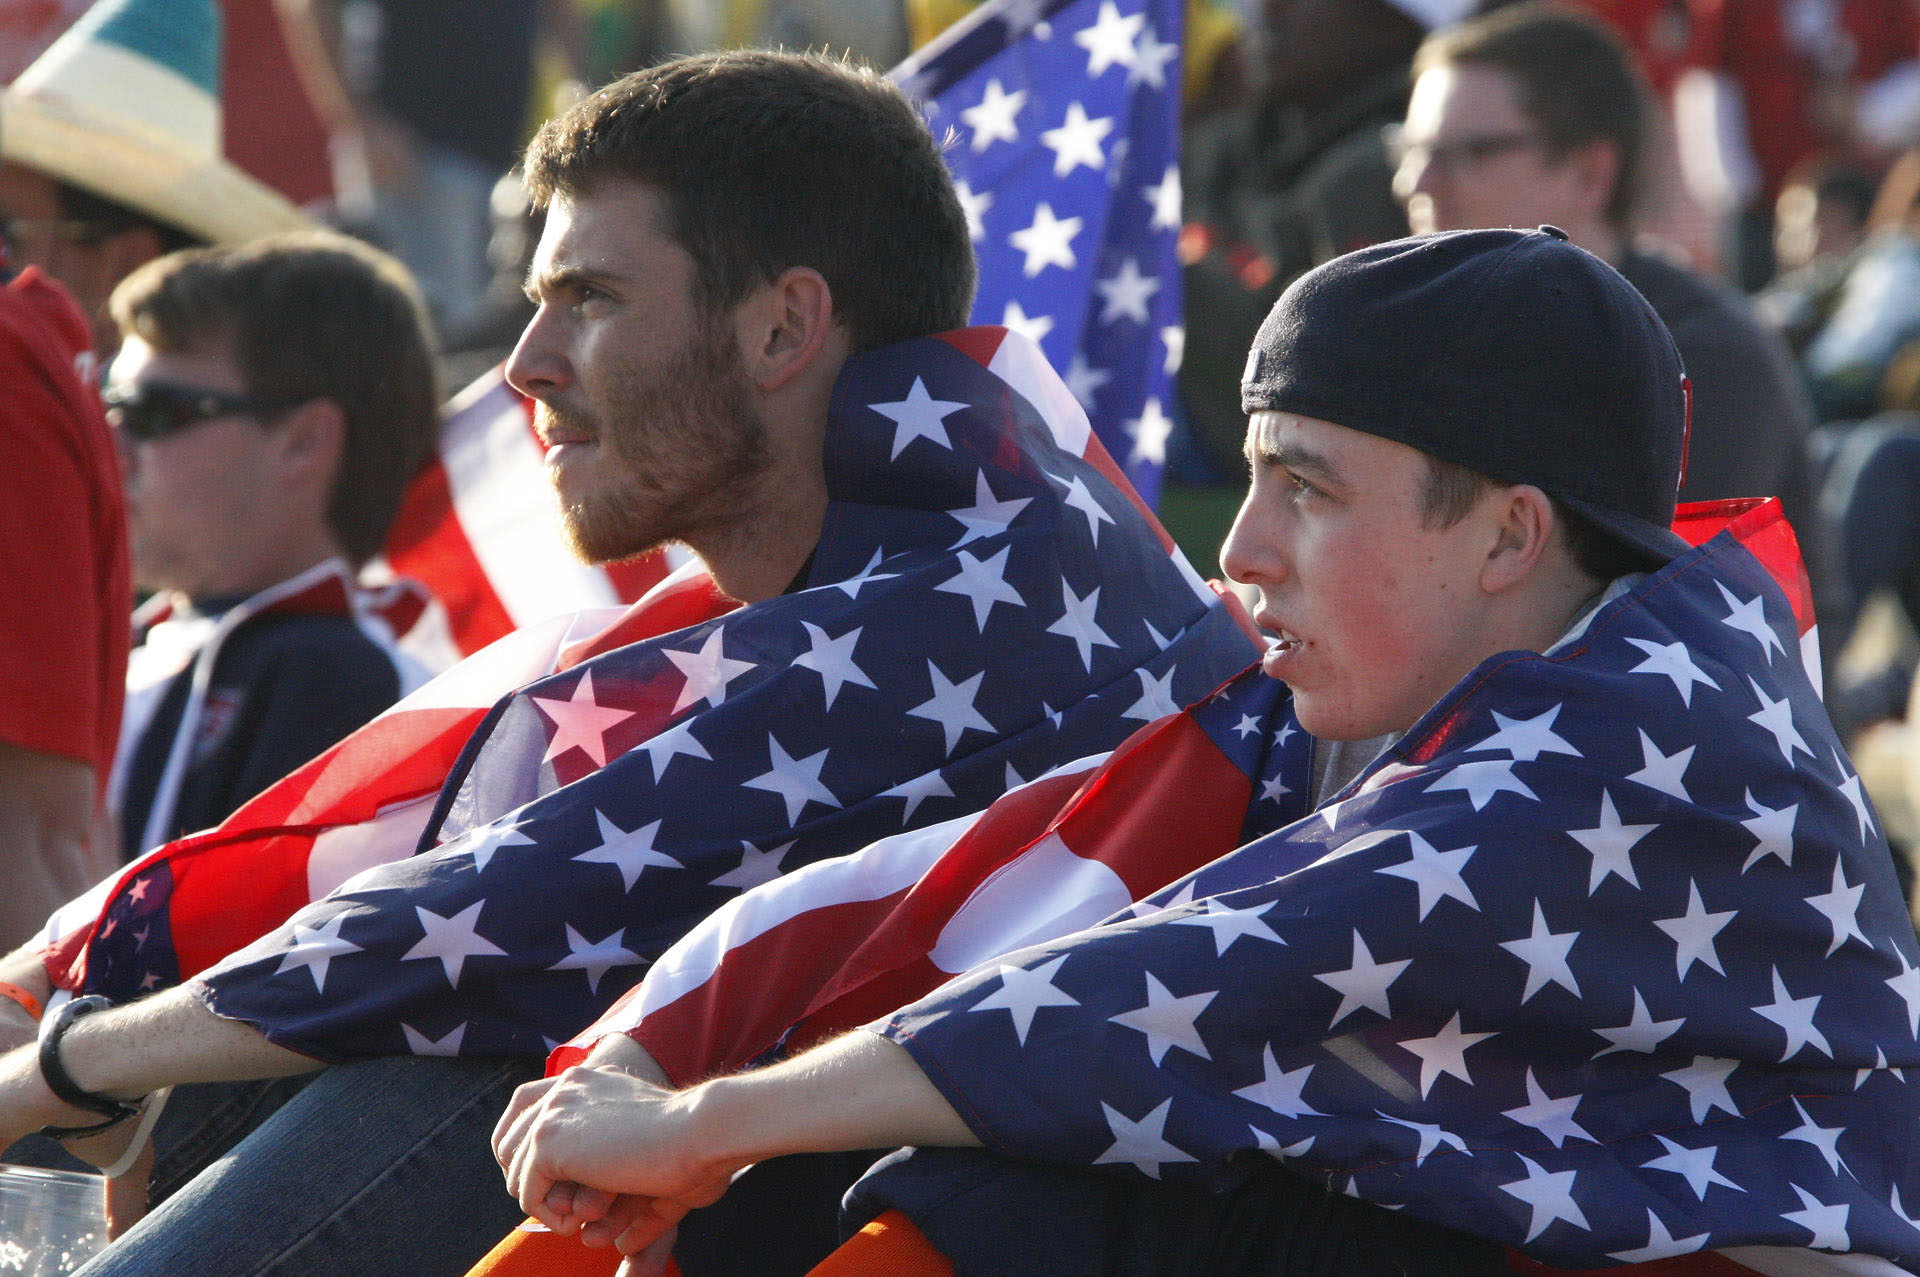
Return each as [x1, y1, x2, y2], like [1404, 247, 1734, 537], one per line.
[523, 49, 975, 351]
[111, 232, 440, 567]
[1421, 454, 1658, 581]
[1414, 3, 1649, 228]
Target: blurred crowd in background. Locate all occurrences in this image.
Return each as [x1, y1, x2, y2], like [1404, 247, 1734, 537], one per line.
[9, 0, 1920, 904]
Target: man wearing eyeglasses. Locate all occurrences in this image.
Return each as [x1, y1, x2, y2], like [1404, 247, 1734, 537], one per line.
[100, 232, 439, 861]
[1390, 4, 1818, 561]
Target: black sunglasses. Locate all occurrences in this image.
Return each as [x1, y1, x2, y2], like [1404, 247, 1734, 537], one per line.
[102, 381, 306, 443]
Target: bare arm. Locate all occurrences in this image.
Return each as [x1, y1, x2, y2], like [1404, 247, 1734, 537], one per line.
[0, 741, 110, 953]
[0, 984, 322, 1150]
[493, 1030, 976, 1257]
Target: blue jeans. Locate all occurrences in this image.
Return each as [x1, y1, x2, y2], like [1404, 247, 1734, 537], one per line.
[73, 1055, 538, 1276]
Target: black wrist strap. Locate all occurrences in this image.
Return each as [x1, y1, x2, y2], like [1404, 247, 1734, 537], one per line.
[37, 995, 143, 1140]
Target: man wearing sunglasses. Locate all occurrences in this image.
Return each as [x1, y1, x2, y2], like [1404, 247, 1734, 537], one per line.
[100, 232, 439, 860]
[1390, 4, 1819, 571]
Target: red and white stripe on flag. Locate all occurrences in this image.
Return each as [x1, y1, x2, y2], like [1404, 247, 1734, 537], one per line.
[381, 368, 689, 655]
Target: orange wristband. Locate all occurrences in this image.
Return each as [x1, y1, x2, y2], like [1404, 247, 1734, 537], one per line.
[0, 980, 44, 1021]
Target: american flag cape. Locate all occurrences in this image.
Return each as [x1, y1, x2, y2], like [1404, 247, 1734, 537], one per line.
[898, 0, 1184, 506]
[151, 327, 1255, 1061]
[380, 367, 683, 659]
[860, 497, 1920, 1270]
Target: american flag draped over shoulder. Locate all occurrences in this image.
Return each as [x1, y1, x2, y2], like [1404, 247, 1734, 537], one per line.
[170, 327, 1253, 1061]
[898, 0, 1183, 505]
[873, 499, 1920, 1269]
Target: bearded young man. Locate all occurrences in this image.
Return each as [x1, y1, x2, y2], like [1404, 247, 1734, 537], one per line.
[492, 229, 1920, 1275]
[0, 51, 1254, 1274]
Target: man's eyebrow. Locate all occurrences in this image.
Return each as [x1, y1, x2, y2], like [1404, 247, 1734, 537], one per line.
[1245, 434, 1346, 486]
[523, 262, 614, 302]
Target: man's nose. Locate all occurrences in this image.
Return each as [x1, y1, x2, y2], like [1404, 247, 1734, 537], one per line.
[505, 308, 568, 400]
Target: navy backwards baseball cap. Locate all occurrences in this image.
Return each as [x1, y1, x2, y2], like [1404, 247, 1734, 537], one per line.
[1240, 227, 1693, 567]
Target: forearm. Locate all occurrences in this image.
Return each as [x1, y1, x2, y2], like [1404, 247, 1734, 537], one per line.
[0, 985, 322, 1145]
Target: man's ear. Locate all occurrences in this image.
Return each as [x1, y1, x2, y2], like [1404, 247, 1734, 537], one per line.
[1481, 483, 1557, 594]
[272, 397, 346, 495]
[738, 266, 837, 392]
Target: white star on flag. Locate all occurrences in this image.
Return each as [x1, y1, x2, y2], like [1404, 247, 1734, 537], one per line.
[1425, 758, 1538, 811]
[572, 810, 679, 891]
[1009, 203, 1083, 276]
[1783, 1184, 1851, 1251]
[1125, 397, 1172, 466]
[458, 821, 537, 873]
[1143, 164, 1180, 230]
[1047, 582, 1117, 670]
[1374, 830, 1479, 920]
[1836, 762, 1877, 842]
[883, 768, 955, 823]
[401, 1022, 467, 1057]
[1642, 1135, 1741, 1200]
[1232, 1046, 1319, 1119]
[1739, 788, 1797, 871]
[1129, 21, 1177, 88]
[1063, 354, 1111, 408]
[961, 78, 1025, 150]
[1607, 1210, 1712, 1263]
[1501, 1068, 1596, 1148]
[1093, 1098, 1194, 1179]
[793, 622, 876, 710]
[1170, 898, 1284, 956]
[1232, 714, 1261, 740]
[1121, 665, 1180, 722]
[1717, 581, 1786, 661]
[1803, 855, 1869, 956]
[834, 547, 900, 599]
[947, 471, 1032, 547]
[742, 735, 841, 823]
[1499, 901, 1582, 1002]
[908, 661, 998, 753]
[635, 717, 712, 783]
[1568, 791, 1657, 892]
[1654, 881, 1737, 979]
[1315, 930, 1411, 1028]
[1000, 299, 1055, 344]
[530, 670, 635, 767]
[1040, 101, 1114, 177]
[547, 923, 643, 994]
[1625, 636, 1720, 705]
[400, 900, 505, 987]
[1074, 0, 1144, 75]
[1754, 965, 1831, 1059]
[1746, 679, 1812, 763]
[954, 178, 990, 241]
[1661, 1055, 1741, 1122]
[1109, 971, 1215, 1064]
[661, 628, 756, 715]
[1398, 1012, 1496, 1098]
[1628, 730, 1695, 802]
[1095, 257, 1160, 324]
[272, 911, 364, 993]
[709, 840, 791, 890]
[871, 377, 968, 458]
[973, 955, 1080, 1044]
[1469, 705, 1580, 762]
[1783, 1098, 1847, 1176]
[1886, 948, 1920, 1037]
[1377, 1112, 1468, 1166]
[1593, 989, 1686, 1056]
[1499, 1156, 1591, 1243]
[935, 545, 1027, 632]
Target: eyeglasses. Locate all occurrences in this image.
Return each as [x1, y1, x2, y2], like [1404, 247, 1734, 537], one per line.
[1383, 125, 1547, 172]
[102, 381, 306, 443]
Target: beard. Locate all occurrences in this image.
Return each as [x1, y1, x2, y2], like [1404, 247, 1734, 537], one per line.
[547, 319, 772, 565]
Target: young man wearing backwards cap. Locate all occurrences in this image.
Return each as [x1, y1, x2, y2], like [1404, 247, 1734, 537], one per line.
[491, 228, 1920, 1273]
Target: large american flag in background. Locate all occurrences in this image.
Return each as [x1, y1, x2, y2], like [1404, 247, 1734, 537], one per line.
[868, 499, 1920, 1270]
[899, 0, 1183, 507]
[58, 329, 1255, 1061]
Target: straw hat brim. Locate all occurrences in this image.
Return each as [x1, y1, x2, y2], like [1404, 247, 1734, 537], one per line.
[1, 86, 313, 245]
